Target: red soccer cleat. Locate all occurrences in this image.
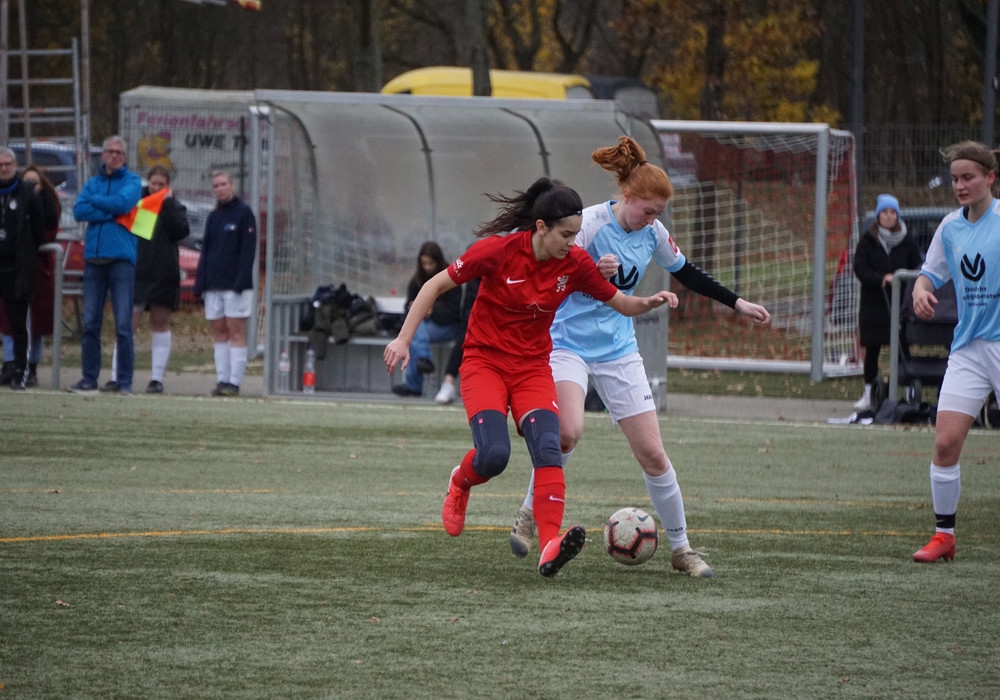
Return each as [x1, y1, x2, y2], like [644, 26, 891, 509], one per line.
[441, 466, 470, 537]
[912, 532, 956, 563]
[538, 525, 586, 578]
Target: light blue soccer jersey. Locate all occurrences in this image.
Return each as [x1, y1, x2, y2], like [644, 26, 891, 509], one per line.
[920, 198, 1000, 352]
[550, 201, 686, 362]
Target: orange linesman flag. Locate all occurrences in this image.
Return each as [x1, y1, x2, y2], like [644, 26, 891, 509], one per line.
[117, 188, 170, 241]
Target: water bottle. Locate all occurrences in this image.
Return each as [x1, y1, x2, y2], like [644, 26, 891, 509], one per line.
[277, 347, 291, 393]
[302, 345, 316, 394]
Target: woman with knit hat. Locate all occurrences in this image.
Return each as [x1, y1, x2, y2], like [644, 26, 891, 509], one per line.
[851, 193, 923, 411]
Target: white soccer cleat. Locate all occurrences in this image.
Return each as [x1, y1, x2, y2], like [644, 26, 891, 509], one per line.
[509, 505, 535, 558]
[671, 545, 715, 578]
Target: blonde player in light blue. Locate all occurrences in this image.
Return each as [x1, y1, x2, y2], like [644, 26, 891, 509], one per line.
[911, 140, 1000, 563]
[508, 136, 771, 577]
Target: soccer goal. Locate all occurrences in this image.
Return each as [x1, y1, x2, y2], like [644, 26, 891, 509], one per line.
[651, 120, 858, 381]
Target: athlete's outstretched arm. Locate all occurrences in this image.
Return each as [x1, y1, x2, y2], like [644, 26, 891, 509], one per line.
[606, 289, 678, 317]
[671, 261, 771, 325]
[384, 269, 458, 373]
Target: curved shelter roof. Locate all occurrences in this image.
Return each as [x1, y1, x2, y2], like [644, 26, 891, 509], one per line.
[120, 86, 665, 299]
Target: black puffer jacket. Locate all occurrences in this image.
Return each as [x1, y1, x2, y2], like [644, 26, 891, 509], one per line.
[852, 225, 923, 346]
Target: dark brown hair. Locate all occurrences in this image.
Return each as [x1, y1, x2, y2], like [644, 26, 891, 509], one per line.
[147, 164, 172, 183]
[942, 140, 1000, 197]
[475, 177, 582, 237]
[21, 165, 62, 221]
[414, 240, 448, 285]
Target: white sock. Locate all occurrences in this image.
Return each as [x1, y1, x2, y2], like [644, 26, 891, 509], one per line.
[930, 462, 960, 534]
[644, 464, 688, 550]
[110, 344, 118, 383]
[214, 342, 231, 384]
[229, 345, 248, 387]
[522, 469, 536, 510]
[150, 332, 171, 382]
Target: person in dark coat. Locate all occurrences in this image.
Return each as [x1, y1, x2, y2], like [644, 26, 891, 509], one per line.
[391, 240, 463, 397]
[192, 170, 257, 397]
[106, 165, 190, 394]
[852, 193, 923, 411]
[0, 147, 45, 390]
[0, 165, 59, 387]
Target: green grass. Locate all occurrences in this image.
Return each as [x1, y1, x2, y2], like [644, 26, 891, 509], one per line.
[2, 393, 997, 698]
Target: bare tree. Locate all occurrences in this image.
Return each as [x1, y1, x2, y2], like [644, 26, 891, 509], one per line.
[700, 0, 727, 120]
[466, 0, 492, 95]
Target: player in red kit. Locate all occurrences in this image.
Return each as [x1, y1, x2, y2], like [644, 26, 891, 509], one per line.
[384, 177, 678, 577]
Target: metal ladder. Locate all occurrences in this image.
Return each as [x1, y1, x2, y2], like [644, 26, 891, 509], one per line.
[2, 29, 89, 384]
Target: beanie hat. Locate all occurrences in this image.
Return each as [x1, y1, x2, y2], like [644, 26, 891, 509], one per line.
[876, 193, 900, 217]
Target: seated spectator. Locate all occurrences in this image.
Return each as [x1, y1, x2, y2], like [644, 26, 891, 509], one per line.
[392, 241, 462, 397]
[435, 277, 479, 404]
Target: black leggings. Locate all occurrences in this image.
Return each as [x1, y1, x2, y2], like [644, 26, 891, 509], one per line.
[863, 344, 882, 384]
[0, 274, 29, 372]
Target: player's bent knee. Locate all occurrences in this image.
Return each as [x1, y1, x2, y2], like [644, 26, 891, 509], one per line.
[522, 409, 563, 469]
[469, 410, 511, 478]
[475, 441, 512, 478]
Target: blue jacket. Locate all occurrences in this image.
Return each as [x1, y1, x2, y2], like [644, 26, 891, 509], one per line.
[193, 196, 257, 295]
[73, 165, 142, 263]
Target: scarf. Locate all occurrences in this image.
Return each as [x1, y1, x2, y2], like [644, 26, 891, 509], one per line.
[877, 221, 907, 254]
[0, 177, 18, 196]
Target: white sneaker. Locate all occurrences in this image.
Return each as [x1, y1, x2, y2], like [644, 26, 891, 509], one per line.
[435, 382, 456, 405]
[853, 384, 872, 411]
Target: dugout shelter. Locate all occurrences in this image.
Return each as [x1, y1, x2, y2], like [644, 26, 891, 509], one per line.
[118, 87, 670, 401]
[118, 88, 857, 398]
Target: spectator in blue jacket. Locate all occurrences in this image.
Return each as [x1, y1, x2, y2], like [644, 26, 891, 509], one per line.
[193, 170, 257, 397]
[68, 135, 142, 394]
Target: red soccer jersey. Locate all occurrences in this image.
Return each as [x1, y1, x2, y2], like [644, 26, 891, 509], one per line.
[448, 230, 618, 362]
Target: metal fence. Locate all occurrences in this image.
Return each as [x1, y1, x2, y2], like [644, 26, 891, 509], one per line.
[858, 124, 982, 209]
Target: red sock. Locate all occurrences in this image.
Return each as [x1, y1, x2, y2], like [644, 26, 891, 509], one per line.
[531, 466, 565, 548]
[453, 449, 490, 489]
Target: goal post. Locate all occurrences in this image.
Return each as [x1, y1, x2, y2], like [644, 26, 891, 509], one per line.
[650, 120, 858, 382]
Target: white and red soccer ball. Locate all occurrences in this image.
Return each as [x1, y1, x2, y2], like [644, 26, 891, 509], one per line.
[603, 507, 659, 566]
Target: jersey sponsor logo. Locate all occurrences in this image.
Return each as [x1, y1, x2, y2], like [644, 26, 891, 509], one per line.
[506, 276, 525, 284]
[960, 253, 985, 282]
[612, 264, 639, 291]
[668, 234, 680, 254]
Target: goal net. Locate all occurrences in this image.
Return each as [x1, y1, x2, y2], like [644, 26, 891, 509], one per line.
[652, 121, 859, 380]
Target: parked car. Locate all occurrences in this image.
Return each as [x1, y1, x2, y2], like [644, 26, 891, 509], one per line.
[9, 141, 102, 195]
[58, 238, 200, 303]
[10, 141, 103, 231]
[178, 245, 200, 303]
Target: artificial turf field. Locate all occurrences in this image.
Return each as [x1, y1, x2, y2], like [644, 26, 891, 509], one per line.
[2, 391, 998, 698]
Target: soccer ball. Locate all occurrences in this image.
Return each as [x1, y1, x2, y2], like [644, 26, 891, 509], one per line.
[604, 507, 659, 566]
